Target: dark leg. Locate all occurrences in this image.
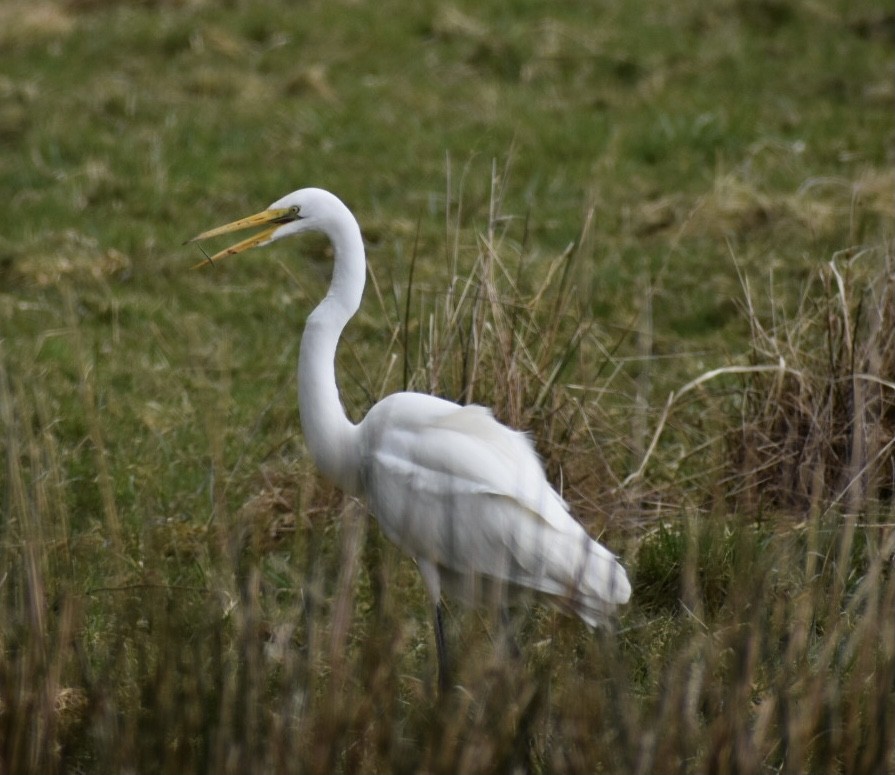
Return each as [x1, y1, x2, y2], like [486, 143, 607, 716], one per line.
[500, 605, 522, 660]
[434, 600, 451, 695]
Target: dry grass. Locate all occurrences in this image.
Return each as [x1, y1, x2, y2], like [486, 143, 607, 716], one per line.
[726, 247, 895, 516]
[2, 176, 893, 773]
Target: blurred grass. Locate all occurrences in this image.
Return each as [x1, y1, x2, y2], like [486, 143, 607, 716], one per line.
[1, 0, 893, 771]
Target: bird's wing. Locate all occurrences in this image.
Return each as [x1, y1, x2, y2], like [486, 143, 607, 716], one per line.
[360, 395, 630, 609]
[363, 395, 569, 528]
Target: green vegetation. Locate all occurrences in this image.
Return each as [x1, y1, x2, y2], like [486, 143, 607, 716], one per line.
[1, 0, 892, 771]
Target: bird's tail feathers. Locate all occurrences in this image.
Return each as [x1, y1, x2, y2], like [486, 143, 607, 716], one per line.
[496, 517, 631, 626]
[560, 534, 631, 627]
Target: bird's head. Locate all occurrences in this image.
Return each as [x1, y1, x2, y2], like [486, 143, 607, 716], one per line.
[186, 187, 348, 266]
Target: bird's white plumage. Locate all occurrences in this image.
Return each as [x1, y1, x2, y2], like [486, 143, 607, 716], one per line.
[192, 186, 630, 645]
[360, 393, 630, 625]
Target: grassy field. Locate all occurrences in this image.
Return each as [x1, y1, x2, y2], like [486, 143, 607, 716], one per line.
[1, 0, 893, 771]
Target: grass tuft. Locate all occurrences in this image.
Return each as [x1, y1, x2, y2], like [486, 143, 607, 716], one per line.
[727, 246, 895, 515]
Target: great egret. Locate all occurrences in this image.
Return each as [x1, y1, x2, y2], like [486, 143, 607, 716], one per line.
[188, 187, 631, 691]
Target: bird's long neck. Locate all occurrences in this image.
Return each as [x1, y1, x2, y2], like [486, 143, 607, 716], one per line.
[297, 212, 365, 495]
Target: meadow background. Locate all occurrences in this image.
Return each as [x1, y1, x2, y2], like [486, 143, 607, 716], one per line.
[1, 0, 893, 772]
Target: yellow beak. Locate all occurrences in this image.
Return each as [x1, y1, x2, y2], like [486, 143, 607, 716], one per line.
[186, 206, 297, 268]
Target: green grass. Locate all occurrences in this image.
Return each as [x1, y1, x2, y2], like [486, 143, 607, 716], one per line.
[1, 0, 893, 771]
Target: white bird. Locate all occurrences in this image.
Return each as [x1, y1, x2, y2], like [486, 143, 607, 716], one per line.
[188, 187, 631, 690]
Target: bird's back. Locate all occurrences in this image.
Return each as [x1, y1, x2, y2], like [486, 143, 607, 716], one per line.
[359, 392, 630, 625]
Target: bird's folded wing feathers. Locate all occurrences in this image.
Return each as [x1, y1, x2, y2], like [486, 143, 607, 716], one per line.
[366, 400, 571, 531]
[361, 399, 629, 607]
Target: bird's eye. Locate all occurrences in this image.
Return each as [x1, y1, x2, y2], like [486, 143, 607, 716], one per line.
[271, 205, 301, 224]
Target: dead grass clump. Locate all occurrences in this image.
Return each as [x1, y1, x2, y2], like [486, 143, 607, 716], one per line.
[727, 247, 895, 514]
[0, 1, 75, 45]
[9, 230, 131, 289]
[391, 165, 625, 527]
[233, 463, 307, 554]
[641, 166, 895, 245]
[695, 171, 837, 238]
